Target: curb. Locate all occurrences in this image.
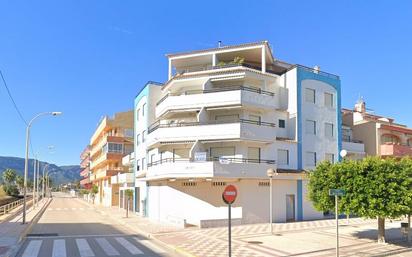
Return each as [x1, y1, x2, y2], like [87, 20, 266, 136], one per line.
[6, 198, 52, 257]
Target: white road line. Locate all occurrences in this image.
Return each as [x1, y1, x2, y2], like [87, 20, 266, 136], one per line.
[95, 238, 119, 256]
[75, 239, 94, 257]
[71, 208, 76, 210]
[63, 208, 68, 210]
[139, 239, 166, 254]
[21, 240, 42, 257]
[56, 208, 61, 211]
[52, 239, 66, 257]
[49, 208, 54, 211]
[79, 208, 84, 211]
[115, 237, 143, 255]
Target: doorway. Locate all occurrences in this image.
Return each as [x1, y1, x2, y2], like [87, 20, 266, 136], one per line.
[286, 194, 295, 222]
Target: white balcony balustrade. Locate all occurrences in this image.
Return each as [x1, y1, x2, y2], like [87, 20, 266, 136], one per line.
[156, 86, 277, 118]
[147, 119, 276, 146]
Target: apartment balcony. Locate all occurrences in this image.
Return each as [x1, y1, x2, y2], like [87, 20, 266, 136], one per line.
[80, 167, 90, 177]
[80, 177, 91, 186]
[146, 158, 276, 180]
[90, 136, 127, 158]
[90, 152, 123, 170]
[111, 172, 134, 185]
[342, 140, 365, 155]
[94, 167, 125, 180]
[380, 143, 412, 157]
[80, 157, 90, 169]
[147, 119, 276, 146]
[156, 86, 277, 118]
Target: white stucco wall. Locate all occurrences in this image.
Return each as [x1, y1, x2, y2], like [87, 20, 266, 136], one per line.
[301, 79, 338, 169]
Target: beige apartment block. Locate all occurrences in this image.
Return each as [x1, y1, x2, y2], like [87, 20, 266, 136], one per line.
[89, 110, 134, 207]
[342, 99, 412, 158]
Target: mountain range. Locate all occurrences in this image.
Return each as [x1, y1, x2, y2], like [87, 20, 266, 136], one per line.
[0, 156, 81, 185]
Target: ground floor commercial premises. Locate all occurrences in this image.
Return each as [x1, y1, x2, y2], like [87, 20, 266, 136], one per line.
[133, 168, 322, 228]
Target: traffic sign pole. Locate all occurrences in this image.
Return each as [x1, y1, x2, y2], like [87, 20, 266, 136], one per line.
[222, 185, 237, 257]
[335, 195, 339, 257]
[228, 203, 231, 257]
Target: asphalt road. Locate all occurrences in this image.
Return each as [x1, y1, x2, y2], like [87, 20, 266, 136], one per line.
[15, 192, 176, 257]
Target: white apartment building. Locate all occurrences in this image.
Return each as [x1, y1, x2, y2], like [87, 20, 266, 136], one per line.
[133, 41, 342, 228]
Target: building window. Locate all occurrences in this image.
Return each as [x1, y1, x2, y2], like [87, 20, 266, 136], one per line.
[212, 182, 226, 187]
[249, 115, 261, 124]
[279, 119, 286, 128]
[306, 152, 317, 166]
[124, 129, 134, 138]
[104, 143, 123, 153]
[247, 147, 260, 162]
[305, 88, 316, 103]
[136, 134, 140, 146]
[210, 147, 235, 159]
[136, 159, 140, 171]
[325, 123, 334, 138]
[142, 130, 146, 143]
[325, 153, 335, 164]
[278, 149, 289, 165]
[324, 92, 334, 108]
[306, 120, 316, 135]
[150, 154, 156, 164]
[141, 158, 145, 170]
[408, 139, 412, 147]
[136, 109, 140, 121]
[142, 103, 146, 117]
[258, 181, 270, 187]
[381, 134, 400, 144]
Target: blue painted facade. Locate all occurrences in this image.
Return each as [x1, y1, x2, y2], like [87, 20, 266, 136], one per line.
[297, 180, 303, 221]
[295, 66, 342, 220]
[296, 66, 342, 169]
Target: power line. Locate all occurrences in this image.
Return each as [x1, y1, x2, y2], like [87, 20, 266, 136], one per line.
[0, 69, 36, 157]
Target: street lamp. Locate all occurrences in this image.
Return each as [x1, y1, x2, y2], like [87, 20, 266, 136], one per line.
[267, 168, 277, 234]
[23, 111, 62, 224]
[42, 164, 49, 198]
[340, 149, 347, 159]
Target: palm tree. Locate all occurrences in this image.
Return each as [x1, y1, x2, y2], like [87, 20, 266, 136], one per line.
[16, 175, 24, 192]
[2, 169, 16, 184]
[124, 189, 134, 218]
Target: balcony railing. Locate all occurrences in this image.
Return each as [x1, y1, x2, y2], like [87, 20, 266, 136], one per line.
[147, 157, 276, 168]
[342, 135, 363, 143]
[156, 85, 275, 106]
[148, 118, 276, 134]
[296, 64, 340, 80]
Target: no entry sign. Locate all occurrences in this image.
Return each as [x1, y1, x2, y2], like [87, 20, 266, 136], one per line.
[222, 185, 237, 204]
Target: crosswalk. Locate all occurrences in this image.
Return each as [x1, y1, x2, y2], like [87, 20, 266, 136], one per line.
[18, 236, 167, 257]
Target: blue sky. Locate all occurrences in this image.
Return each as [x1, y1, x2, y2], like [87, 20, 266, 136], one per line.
[1, 1, 411, 165]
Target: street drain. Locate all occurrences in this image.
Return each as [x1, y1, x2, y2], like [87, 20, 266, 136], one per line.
[27, 233, 59, 237]
[248, 241, 263, 244]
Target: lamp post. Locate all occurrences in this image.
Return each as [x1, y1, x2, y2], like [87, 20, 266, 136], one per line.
[42, 164, 49, 198]
[22, 111, 62, 224]
[32, 158, 37, 208]
[266, 168, 277, 234]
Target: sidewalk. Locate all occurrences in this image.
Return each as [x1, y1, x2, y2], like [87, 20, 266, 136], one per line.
[0, 198, 50, 257]
[78, 198, 386, 257]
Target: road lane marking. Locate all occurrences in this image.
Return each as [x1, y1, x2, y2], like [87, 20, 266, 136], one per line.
[95, 238, 119, 256]
[22, 240, 42, 257]
[56, 208, 61, 211]
[52, 239, 66, 257]
[115, 237, 143, 255]
[75, 239, 94, 257]
[71, 208, 77, 210]
[139, 239, 166, 253]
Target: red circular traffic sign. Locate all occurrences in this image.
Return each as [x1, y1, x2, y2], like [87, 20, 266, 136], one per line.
[222, 185, 237, 204]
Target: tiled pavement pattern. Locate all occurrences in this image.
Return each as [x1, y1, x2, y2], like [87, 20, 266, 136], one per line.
[154, 218, 377, 257]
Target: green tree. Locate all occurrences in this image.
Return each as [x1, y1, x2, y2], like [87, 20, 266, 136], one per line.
[3, 184, 19, 196]
[90, 184, 98, 204]
[124, 189, 134, 218]
[16, 175, 24, 192]
[308, 157, 412, 243]
[2, 169, 17, 184]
